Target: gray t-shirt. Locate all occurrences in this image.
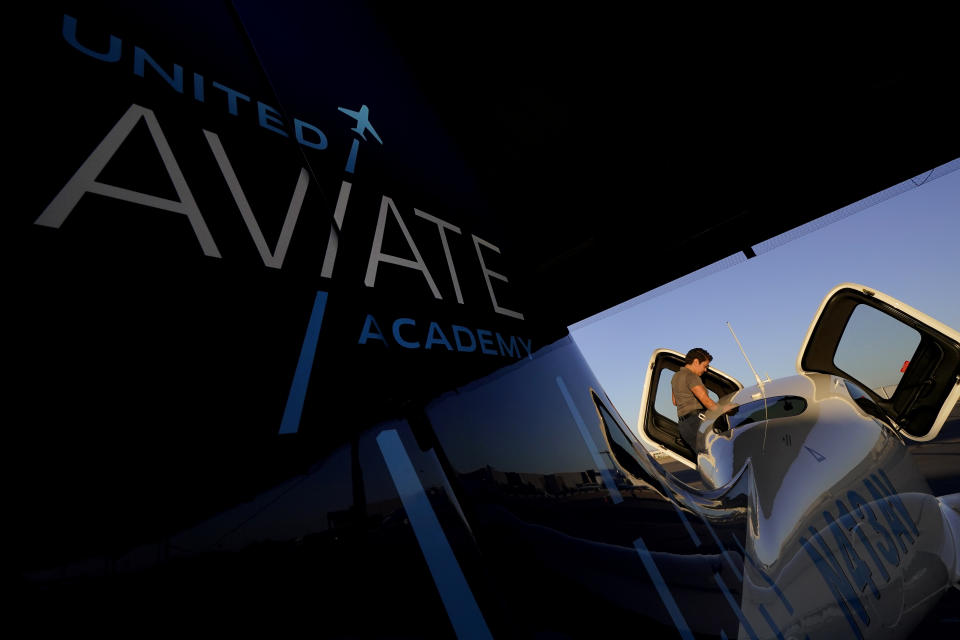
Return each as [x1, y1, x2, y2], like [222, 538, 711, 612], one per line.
[671, 367, 705, 417]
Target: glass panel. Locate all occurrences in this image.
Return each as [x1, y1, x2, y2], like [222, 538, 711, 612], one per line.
[724, 396, 806, 430]
[727, 398, 767, 429]
[597, 399, 646, 480]
[654, 369, 676, 419]
[834, 304, 921, 397]
[766, 396, 807, 420]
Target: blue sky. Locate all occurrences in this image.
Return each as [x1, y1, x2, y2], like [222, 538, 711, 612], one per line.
[570, 158, 960, 432]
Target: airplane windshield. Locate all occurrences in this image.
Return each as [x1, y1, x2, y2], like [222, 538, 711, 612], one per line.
[719, 395, 807, 431]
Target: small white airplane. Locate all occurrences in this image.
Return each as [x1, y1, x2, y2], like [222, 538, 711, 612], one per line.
[337, 104, 383, 143]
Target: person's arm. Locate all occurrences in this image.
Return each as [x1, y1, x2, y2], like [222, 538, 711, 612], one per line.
[672, 392, 677, 406]
[691, 384, 718, 411]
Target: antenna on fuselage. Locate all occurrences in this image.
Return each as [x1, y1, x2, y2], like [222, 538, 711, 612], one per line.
[727, 321, 771, 451]
[726, 322, 764, 393]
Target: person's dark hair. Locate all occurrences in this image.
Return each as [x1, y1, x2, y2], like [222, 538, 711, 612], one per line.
[685, 347, 712, 364]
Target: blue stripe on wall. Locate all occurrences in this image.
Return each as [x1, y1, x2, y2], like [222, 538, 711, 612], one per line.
[377, 429, 493, 640]
[279, 290, 328, 434]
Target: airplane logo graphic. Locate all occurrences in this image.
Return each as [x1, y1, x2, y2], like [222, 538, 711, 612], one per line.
[337, 104, 383, 144]
[804, 445, 826, 462]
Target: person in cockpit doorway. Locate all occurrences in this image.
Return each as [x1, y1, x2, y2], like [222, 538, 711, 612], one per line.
[671, 347, 719, 450]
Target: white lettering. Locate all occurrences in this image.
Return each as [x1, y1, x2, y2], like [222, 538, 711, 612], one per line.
[415, 209, 464, 304]
[204, 130, 307, 269]
[320, 180, 352, 279]
[35, 104, 221, 258]
[365, 196, 441, 299]
[472, 235, 523, 320]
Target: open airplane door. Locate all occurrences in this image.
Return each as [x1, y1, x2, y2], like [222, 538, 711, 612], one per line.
[798, 283, 960, 442]
[637, 348, 742, 468]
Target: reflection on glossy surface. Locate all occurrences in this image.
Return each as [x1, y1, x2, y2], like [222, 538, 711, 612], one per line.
[687, 372, 957, 638]
[427, 337, 751, 636]
[422, 331, 958, 638]
[16, 326, 959, 638]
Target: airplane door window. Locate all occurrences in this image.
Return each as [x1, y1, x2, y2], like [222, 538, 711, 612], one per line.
[834, 303, 921, 398]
